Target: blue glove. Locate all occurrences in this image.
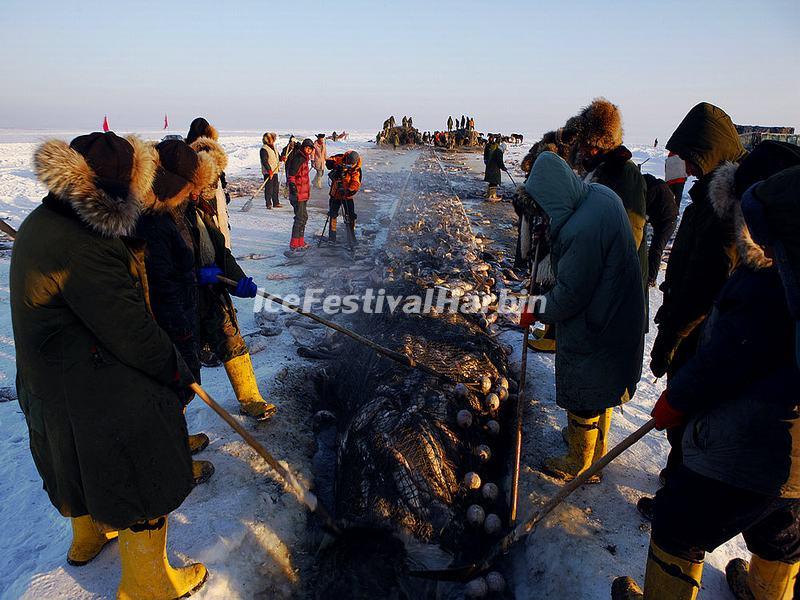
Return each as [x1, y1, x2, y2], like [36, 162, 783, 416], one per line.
[233, 277, 258, 298]
[197, 265, 223, 286]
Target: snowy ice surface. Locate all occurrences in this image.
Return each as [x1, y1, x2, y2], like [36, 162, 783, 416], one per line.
[0, 133, 743, 599]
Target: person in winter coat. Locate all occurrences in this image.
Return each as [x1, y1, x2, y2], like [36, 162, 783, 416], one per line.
[576, 99, 649, 305]
[10, 132, 207, 598]
[286, 138, 315, 250]
[448, 116, 454, 131]
[186, 117, 231, 248]
[519, 152, 645, 481]
[259, 132, 282, 209]
[613, 166, 800, 600]
[325, 150, 362, 244]
[188, 135, 277, 422]
[312, 133, 327, 189]
[136, 139, 221, 487]
[643, 173, 679, 287]
[484, 138, 506, 200]
[638, 135, 800, 521]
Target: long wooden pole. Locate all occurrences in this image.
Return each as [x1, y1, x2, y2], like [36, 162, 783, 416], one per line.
[509, 232, 542, 525]
[410, 418, 657, 581]
[190, 382, 340, 534]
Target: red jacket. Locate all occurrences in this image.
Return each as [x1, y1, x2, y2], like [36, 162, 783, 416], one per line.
[286, 151, 311, 201]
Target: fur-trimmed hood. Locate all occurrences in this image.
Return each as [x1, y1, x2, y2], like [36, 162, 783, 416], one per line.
[188, 136, 228, 175]
[709, 162, 773, 270]
[33, 135, 157, 238]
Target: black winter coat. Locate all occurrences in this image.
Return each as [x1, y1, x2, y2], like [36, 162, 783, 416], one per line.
[671, 266, 800, 498]
[484, 145, 505, 185]
[651, 173, 738, 376]
[136, 209, 200, 381]
[643, 174, 679, 285]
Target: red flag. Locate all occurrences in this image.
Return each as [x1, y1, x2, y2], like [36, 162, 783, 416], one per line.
[163, 114, 168, 130]
[102, 115, 109, 132]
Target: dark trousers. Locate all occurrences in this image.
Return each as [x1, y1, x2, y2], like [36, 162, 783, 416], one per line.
[290, 195, 308, 239]
[196, 288, 247, 363]
[263, 175, 279, 207]
[652, 465, 800, 563]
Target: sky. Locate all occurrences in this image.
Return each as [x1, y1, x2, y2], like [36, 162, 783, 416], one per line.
[1, 0, 798, 143]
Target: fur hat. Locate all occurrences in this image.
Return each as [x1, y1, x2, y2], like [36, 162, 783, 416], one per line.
[301, 138, 315, 151]
[575, 98, 623, 151]
[186, 117, 218, 144]
[146, 139, 220, 211]
[33, 132, 157, 237]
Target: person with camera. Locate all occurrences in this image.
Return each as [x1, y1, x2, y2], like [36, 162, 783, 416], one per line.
[325, 150, 363, 244]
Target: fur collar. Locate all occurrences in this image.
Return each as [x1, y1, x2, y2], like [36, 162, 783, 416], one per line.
[33, 135, 156, 238]
[189, 136, 227, 174]
[710, 162, 773, 270]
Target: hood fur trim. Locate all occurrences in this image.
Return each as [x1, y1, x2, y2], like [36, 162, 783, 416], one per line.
[709, 161, 773, 270]
[576, 98, 623, 151]
[33, 137, 155, 238]
[189, 136, 227, 174]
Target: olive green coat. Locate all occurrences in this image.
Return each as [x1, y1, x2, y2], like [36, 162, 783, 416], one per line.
[10, 140, 193, 529]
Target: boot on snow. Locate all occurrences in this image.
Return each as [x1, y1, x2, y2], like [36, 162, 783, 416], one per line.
[541, 412, 601, 482]
[67, 515, 118, 566]
[329, 218, 337, 243]
[192, 460, 215, 486]
[528, 324, 556, 353]
[592, 407, 613, 463]
[188, 433, 209, 455]
[726, 556, 800, 600]
[612, 542, 703, 600]
[223, 353, 277, 422]
[117, 516, 207, 600]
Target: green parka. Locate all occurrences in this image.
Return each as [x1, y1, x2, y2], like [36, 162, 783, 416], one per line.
[527, 152, 645, 411]
[10, 139, 194, 529]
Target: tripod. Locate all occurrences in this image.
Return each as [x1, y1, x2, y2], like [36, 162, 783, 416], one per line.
[319, 201, 357, 251]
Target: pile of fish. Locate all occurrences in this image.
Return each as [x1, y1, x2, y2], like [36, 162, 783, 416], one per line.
[311, 156, 517, 599]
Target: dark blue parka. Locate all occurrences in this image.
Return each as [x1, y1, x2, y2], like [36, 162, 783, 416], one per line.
[672, 262, 800, 498]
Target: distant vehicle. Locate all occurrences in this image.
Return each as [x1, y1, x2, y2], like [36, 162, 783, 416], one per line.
[161, 134, 183, 142]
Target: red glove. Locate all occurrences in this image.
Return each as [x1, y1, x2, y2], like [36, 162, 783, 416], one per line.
[651, 390, 686, 431]
[519, 308, 537, 329]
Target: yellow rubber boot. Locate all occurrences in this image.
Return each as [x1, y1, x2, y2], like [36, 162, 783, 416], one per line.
[223, 353, 277, 422]
[642, 542, 703, 599]
[748, 555, 799, 600]
[542, 412, 600, 482]
[67, 515, 118, 566]
[528, 324, 556, 353]
[117, 516, 208, 600]
[592, 408, 613, 464]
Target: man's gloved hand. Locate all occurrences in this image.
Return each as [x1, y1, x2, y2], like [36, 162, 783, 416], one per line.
[651, 390, 686, 430]
[232, 277, 258, 298]
[519, 307, 537, 329]
[197, 265, 223, 286]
